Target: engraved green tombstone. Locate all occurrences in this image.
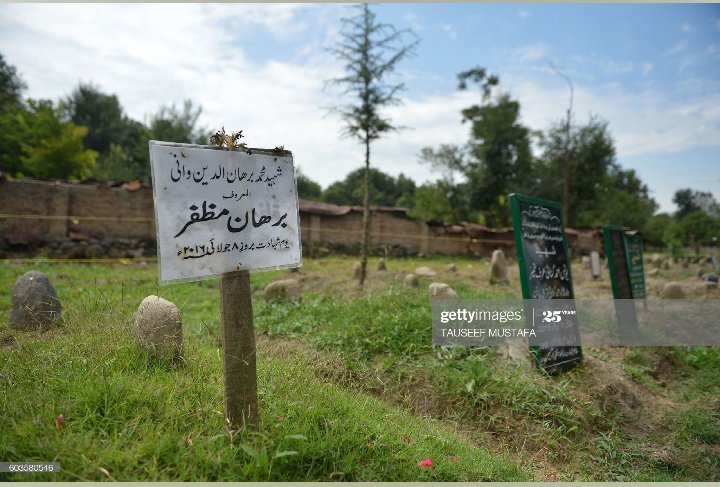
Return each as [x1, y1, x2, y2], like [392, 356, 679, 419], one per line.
[509, 194, 583, 374]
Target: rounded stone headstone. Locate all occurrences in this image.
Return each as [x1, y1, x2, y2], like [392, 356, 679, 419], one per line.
[697, 267, 706, 279]
[428, 282, 459, 300]
[376, 259, 386, 272]
[353, 261, 362, 279]
[704, 273, 719, 284]
[9, 270, 62, 330]
[682, 258, 689, 269]
[404, 273, 419, 287]
[581, 256, 591, 270]
[662, 259, 671, 270]
[651, 253, 662, 269]
[135, 295, 182, 361]
[446, 263, 457, 273]
[660, 282, 685, 299]
[264, 279, 302, 301]
[415, 266, 438, 278]
[490, 249, 509, 285]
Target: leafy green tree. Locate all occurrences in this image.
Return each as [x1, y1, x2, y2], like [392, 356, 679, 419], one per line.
[409, 182, 463, 224]
[662, 219, 685, 259]
[642, 213, 673, 248]
[535, 116, 658, 229]
[0, 54, 28, 175]
[680, 211, 720, 247]
[326, 3, 418, 286]
[296, 169, 322, 200]
[63, 83, 127, 155]
[149, 99, 208, 144]
[91, 143, 137, 182]
[322, 167, 416, 208]
[62, 83, 155, 182]
[0, 53, 26, 110]
[673, 189, 719, 219]
[412, 144, 469, 223]
[17, 99, 98, 180]
[120, 118, 152, 182]
[597, 167, 657, 230]
[421, 69, 533, 226]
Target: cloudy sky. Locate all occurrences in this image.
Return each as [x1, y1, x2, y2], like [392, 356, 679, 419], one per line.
[1, 3, 718, 214]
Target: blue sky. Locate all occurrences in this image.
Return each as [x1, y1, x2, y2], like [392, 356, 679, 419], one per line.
[1, 3, 718, 215]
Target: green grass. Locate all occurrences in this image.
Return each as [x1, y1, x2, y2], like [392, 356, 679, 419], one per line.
[2, 257, 719, 481]
[0, 260, 527, 481]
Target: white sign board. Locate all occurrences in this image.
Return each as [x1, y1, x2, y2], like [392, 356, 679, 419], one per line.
[149, 141, 302, 283]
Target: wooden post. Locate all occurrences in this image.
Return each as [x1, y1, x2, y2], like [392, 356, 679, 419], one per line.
[220, 270, 258, 429]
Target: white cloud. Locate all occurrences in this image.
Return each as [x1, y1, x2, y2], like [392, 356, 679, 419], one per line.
[681, 21, 695, 33]
[665, 39, 688, 56]
[0, 2, 717, 196]
[404, 12, 424, 32]
[518, 10, 531, 18]
[601, 60, 634, 75]
[514, 42, 551, 62]
[440, 22, 457, 40]
[503, 75, 720, 158]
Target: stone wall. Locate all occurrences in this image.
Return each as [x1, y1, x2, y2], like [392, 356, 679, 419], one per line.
[0, 178, 599, 259]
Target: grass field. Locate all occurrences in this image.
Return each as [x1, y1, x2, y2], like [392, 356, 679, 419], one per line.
[1, 255, 718, 481]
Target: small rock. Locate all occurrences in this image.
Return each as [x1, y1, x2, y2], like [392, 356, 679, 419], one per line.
[490, 249, 509, 285]
[651, 253, 662, 269]
[660, 282, 686, 299]
[697, 267, 706, 278]
[681, 259, 689, 269]
[415, 266, 438, 278]
[404, 273, 419, 287]
[377, 259, 386, 271]
[428, 282, 459, 300]
[264, 279, 302, 301]
[446, 263, 457, 272]
[662, 259, 671, 270]
[704, 273, 718, 283]
[581, 256, 591, 270]
[135, 295, 182, 362]
[9, 270, 62, 330]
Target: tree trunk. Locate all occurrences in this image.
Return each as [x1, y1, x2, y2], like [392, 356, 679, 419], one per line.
[562, 111, 572, 226]
[359, 137, 371, 287]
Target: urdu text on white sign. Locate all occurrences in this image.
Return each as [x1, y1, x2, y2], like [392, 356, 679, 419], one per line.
[149, 141, 302, 283]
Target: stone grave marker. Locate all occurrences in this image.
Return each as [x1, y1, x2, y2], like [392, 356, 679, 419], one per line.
[489, 249, 510, 285]
[590, 251, 601, 279]
[9, 270, 62, 330]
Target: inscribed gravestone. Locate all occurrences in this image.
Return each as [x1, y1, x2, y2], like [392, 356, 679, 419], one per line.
[149, 141, 302, 283]
[602, 226, 639, 340]
[625, 234, 647, 300]
[509, 194, 583, 374]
